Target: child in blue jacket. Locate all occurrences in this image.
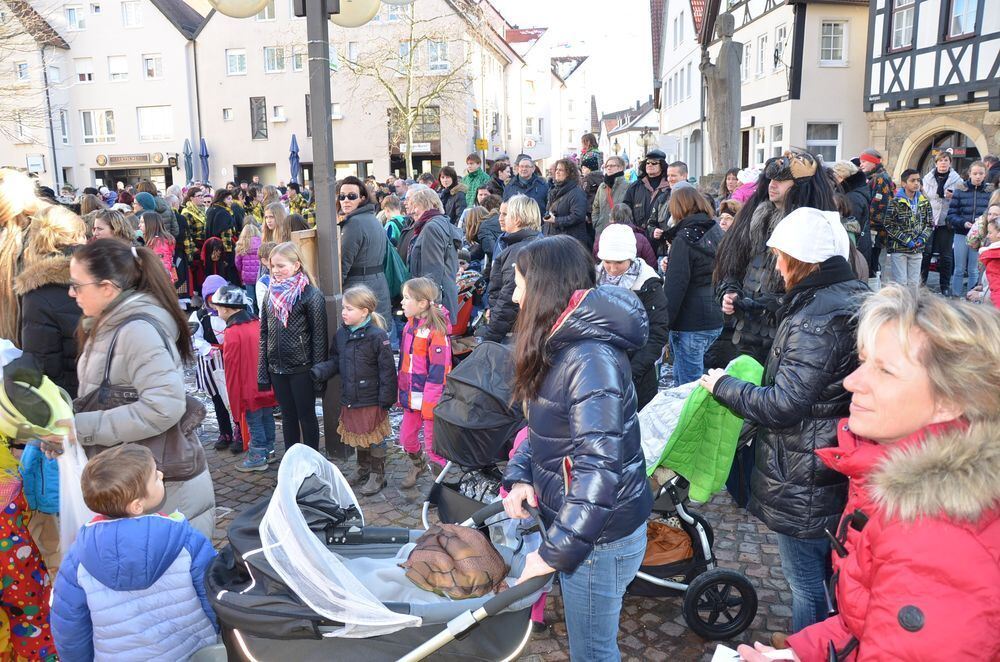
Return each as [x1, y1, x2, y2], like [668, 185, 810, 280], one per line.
[50, 444, 218, 661]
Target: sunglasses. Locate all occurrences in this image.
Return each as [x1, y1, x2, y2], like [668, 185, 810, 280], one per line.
[338, 193, 360, 201]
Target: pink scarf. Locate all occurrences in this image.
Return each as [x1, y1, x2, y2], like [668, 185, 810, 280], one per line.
[268, 271, 308, 327]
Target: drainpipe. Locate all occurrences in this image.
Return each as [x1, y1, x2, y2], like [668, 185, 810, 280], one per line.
[40, 45, 61, 188]
[192, 39, 203, 181]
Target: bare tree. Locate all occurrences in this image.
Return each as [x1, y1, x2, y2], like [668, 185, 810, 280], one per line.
[0, 0, 70, 144]
[342, 1, 487, 178]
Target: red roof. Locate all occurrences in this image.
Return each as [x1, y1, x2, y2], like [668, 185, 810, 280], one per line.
[649, 0, 664, 84]
[690, 0, 706, 35]
[505, 27, 546, 44]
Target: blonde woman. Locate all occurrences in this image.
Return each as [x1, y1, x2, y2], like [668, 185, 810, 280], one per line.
[405, 187, 461, 318]
[90, 209, 135, 244]
[258, 242, 328, 450]
[262, 202, 291, 244]
[260, 185, 282, 212]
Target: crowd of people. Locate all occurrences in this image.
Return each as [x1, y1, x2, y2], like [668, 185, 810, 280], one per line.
[0, 133, 998, 661]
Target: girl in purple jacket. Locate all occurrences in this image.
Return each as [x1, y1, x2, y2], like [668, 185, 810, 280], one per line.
[234, 224, 262, 309]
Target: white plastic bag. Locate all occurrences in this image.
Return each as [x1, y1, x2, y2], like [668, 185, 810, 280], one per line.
[638, 381, 698, 471]
[259, 444, 422, 638]
[58, 431, 96, 552]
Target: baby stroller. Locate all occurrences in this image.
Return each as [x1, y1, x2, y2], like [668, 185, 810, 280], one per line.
[423, 341, 523, 529]
[423, 344, 759, 641]
[208, 445, 551, 662]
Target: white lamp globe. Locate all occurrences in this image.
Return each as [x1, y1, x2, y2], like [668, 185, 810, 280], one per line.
[329, 0, 380, 27]
[206, 0, 272, 18]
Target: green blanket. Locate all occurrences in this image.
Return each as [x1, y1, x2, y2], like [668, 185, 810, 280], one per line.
[649, 355, 764, 502]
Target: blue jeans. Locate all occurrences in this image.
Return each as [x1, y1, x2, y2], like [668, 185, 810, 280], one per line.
[951, 233, 979, 295]
[245, 406, 276, 461]
[669, 328, 722, 386]
[560, 523, 646, 661]
[775, 533, 832, 633]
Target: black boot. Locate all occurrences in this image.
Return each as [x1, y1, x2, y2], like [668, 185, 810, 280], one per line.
[349, 449, 372, 486]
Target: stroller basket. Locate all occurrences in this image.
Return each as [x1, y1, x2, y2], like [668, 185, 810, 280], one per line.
[433, 342, 523, 468]
[208, 446, 549, 662]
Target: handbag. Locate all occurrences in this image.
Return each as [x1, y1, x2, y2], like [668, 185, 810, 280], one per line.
[74, 314, 207, 482]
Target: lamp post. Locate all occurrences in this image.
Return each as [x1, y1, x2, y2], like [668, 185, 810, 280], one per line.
[640, 127, 654, 158]
[612, 138, 621, 156]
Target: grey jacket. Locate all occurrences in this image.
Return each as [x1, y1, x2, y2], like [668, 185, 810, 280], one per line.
[75, 292, 215, 538]
[591, 175, 630, 239]
[340, 202, 392, 322]
[407, 213, 461, 319]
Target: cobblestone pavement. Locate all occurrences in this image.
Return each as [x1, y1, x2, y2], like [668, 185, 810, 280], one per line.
[200, 391, 792, 662]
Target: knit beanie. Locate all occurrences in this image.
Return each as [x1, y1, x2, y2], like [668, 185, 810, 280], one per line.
[597, 224, 638, 261]
[135, 192, 156, 211]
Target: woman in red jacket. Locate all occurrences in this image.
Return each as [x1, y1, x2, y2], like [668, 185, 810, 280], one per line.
[740, 284, 1000, 662]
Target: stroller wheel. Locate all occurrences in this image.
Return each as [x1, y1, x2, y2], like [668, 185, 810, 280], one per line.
[681, 568, 758, 640]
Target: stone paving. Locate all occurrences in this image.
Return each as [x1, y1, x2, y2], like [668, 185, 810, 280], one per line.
[200, 391, 793, 661]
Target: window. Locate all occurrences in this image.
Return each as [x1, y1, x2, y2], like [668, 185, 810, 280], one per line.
[65, 6, 85, 30]
[226, 49, 247, 75]
[568, 98, 574, 113]
[891, 0, 915, 51]
[250, 96, 267, 140]
[292, 47, 304, 71]
[14, 61, 28, 81]
[771, 125, 784, 157]
[687, 62, 693, 99]
[673, 17, 679, 48]
[59, 109, 69, 144]
[820, 21, 847, 65]
[143, 54, 162, 79]
[756, 34, 768, 75]
[305, 94, 311, 137]
[256, 0, 274, 20]
[667, 76, 674, 106]
[264, 46, 285, 73]
[948, 0, 977, 38]
[567, 129, 575, 144]
[331, 102, 342, 119]
[678, 11, 684, 43]
[136, 105, 172, 141]
[15, 111, 29, 141]
[427, 41, 450, 71]
[80, 109, 115, 143]
[774, 24, 787, 70]
[806, 123, 840, 162]
[753, 127, 766, 167]
[272, 105, 286, 121]
[120, 1, 140, 27]
[347, 41, 359, 62]
[74, 58, 93, 82]
[397, 41, 411, 71]
[90, 2, 101, 13]
[48, 65, 61, 83]
[742, 43, 751, 80]
[222, 107, 233, 121]
[525, 116, 534, 136]
[374, 3, 408, 22]
[538, 117, 544, 137]
[107, 55, 128, 81]
[329, 44, 341, 71]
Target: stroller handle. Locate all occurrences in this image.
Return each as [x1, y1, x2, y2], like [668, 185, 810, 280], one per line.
[466, 499, 550, 546]
[483, 572, 551, 616]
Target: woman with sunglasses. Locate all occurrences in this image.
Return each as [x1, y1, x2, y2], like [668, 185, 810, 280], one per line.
[337, 176, 392, 324]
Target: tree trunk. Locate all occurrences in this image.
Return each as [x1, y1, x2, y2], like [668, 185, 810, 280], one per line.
[404, 123, 414, 180]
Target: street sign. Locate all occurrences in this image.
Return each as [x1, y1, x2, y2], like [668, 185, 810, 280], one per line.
[475, 138, 488, 150]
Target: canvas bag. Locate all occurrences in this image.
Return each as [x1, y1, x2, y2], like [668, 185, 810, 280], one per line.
[73, 314, 207, 481]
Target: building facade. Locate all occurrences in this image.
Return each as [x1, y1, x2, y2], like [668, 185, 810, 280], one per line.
[653, 0, 705, 177]
[864, 0, 999, 177]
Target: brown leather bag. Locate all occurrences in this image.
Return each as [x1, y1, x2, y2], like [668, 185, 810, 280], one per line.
[74, 314, 207, 481]
[643, 519, 694, 566]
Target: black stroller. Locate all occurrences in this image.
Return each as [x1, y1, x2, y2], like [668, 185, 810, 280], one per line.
[208, 445, 550, 661]
[422, 343, 758, 641]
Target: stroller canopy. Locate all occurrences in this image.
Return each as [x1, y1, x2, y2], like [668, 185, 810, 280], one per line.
[433, 342, 524, 467]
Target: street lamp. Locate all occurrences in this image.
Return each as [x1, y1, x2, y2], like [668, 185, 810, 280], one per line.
[640, 127, 656, 157]
[612, 138, 621, 156]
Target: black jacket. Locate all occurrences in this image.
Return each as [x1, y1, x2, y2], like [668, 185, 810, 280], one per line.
[310, 320, 396, 408]
[13, 254, 81, 394]
[205, 205, 236, 249]
[622, 176, 671, 253]
[713, 257, 868, 538]
[842, 170, 872, 255]
[543, 180, 590, 248]
[439, 184, 468, 225]
[478, 228, 541, 342]
[663, 213, 724, 331]
[258, 283, 329, 383]
[503, 286, 653, 572]
[621, 263, 670, 409]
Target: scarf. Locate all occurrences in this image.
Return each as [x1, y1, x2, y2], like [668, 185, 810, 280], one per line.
[933, 169, 950, 198]
[267, 272, 308, 328]
[603, 170, 624, 188]
[413, 208, 438, 238]
[348, 315, 371, 332]
[596, 258, 643, 288]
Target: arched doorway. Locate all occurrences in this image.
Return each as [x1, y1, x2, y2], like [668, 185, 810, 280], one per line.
[916, 131, 981, 176]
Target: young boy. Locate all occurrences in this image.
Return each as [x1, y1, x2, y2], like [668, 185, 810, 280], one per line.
[212, 285, 279, 471]
[884, 168, 933, 288]
[50, 445, 218, 660]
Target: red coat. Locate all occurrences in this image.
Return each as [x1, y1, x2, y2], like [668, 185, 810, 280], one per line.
[788, 420, 1000, 661]
[221, 312, 277, 425]
[979, 243, 1000, 307]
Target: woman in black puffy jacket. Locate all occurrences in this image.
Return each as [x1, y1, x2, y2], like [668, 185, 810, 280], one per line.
[502, 236, 653, 662]
[700, 207, 868, 635]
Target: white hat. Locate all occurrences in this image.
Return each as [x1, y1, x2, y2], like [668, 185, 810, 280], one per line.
[737, 168, 760, 185]
[767, 207, 850, 264]
[597, 224, 637, 261]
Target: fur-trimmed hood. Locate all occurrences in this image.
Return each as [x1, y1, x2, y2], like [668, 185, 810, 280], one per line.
[871, 421, 1000, 523]
[13, 254, 71, 295]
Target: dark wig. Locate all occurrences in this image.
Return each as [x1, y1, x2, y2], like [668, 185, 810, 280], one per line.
[512, 236, 597, 403]
[713, 171, 771, 285]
